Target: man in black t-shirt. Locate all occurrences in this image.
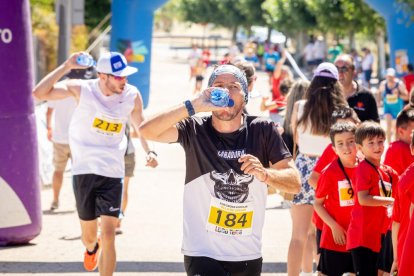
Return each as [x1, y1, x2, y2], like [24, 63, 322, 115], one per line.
[335, 54, 380, 122]
[139, 64, 301, 276]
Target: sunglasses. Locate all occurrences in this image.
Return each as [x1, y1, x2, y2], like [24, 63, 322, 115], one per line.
[107, 74, 127, 81]
[336, 66, 350, 73]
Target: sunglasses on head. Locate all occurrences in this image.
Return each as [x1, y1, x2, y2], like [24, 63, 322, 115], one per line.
[336, 66, 350, 73]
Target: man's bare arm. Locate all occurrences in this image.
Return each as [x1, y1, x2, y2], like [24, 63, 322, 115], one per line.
[139, 87, 224, 143]
[239, 155, 301, 194]
[32, 52, 87, 101]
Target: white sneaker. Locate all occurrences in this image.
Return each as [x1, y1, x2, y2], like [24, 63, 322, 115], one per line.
[50, 201, 59, 210]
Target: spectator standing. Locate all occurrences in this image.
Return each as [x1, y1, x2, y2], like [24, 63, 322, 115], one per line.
[46, 97, 77, 210]
[403, 64, 414, 104]
[302, 36, 315, 72]
[334, 54, 380, 122]
[263, 45, 280, 86]
[287, 62, 348, 276]
[361, 48, 374, 88]
[188, 44, 202, 81]
[313, 36, 326, 66]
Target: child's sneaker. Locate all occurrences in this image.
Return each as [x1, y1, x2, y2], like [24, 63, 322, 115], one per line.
[83, 238, 101, 271]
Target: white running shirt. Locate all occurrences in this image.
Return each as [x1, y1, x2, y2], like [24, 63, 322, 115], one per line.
[69, 79, 137, 178]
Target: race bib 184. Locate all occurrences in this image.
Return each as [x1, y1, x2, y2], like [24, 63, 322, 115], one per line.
[206, 197, 254, 236]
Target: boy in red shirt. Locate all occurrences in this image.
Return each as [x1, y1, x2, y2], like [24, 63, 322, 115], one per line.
[314, 122, 358, 276]
[308, 107, 361, 256]
[398, 166, 414, 276]
[383, 108, 414, 274]
[347, 121, 398, 275]
[384, 108, 414, 175]
[390, 130, 414, 275]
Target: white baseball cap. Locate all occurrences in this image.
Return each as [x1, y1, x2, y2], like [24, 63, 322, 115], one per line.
[313, 62, 339, 80]
[386, 68, 396, 77]
[96, 52, 138, 77]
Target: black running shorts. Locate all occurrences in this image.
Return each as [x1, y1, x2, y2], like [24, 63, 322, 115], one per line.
[317, 248, 354, 276]
[73, 174, 123, 220]
[184, 255, 262, 276]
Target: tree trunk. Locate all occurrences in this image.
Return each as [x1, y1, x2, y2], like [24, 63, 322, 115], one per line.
[349, 31, 355, 51]
[232, 25, 238, 43]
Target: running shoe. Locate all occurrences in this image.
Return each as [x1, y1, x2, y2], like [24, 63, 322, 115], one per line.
[50, 201, 59, 211]
[83, 238, 101, 271]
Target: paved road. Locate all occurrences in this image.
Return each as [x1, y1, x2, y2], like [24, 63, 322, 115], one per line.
[0, 42, 293, 275]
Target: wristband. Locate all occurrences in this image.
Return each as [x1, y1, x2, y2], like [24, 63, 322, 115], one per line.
[147, 150, 158, 157]
[146, 151, 157, 161]
[183, 100, 195, 116]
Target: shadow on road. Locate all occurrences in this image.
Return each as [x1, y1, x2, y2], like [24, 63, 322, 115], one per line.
[0, 261, 287, 273]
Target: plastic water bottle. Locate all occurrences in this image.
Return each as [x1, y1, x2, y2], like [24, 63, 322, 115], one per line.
[210, 88, 234, 107]
[76, 54, 95, 67]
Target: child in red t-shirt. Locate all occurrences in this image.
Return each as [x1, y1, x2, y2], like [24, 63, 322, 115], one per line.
[308, 107, 361, 257]
[398, 169, 414, 276]
[382, 108, 414, 274]
[384, 108, 414, 175]
[391, 130, 414, 275]
[314, 122, 358, 276]
[347, 121, 398, 276]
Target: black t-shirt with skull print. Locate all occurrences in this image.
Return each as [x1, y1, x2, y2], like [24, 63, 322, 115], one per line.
[176, 115, 291, 261]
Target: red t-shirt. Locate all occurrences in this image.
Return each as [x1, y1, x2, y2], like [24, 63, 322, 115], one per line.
[403, 74, 414, 95]
[399, 170, 414, 276]
[346, 161, 397, 252]
[270, 77, 286, 114]
[393, 163, 414, 266]
[312, 144, 337, 230]
[313, 144, 337, 174]
[316, 159, 355, 252]
[384, 141, 414, 175]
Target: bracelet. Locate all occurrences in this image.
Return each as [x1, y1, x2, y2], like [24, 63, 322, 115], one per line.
[262, 169, 268, 183]
[410, 103, 414, 108]
[183, 100, 195, 116]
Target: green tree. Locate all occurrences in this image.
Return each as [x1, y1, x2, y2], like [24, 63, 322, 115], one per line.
[178, 0, 269, 40]
[306, 0, 385, 40]
[262, 0, 316, 36]
[84, 0, 111, 30]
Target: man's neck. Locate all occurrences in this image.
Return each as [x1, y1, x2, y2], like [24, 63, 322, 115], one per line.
[343, 81, 356, 98]
[212, 114, 244, 133]
[98, 80, 115, 97]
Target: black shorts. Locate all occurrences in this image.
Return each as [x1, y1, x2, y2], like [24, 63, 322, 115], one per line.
[316, 228, 322, 254]
[350, 246, 379, 276]
[73, 174, 123, 220]
[377, 230, 393, 272]
[184, 255, 262, 276]
[195, 75, 204, 81]
[317, 248, 354, 276]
